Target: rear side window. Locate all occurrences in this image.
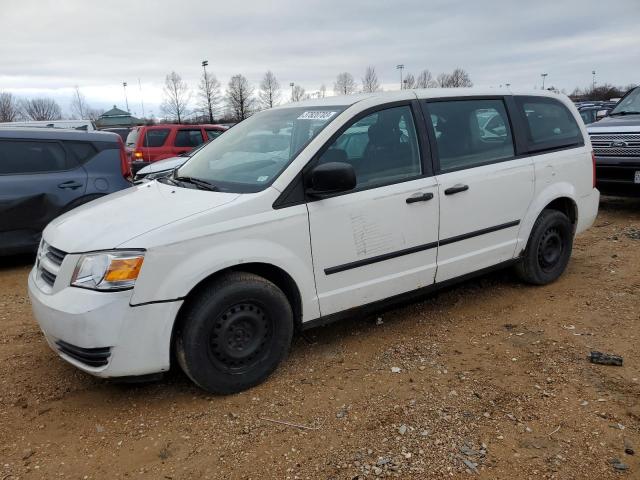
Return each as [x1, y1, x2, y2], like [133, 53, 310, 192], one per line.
[425, 99, 515, 172]
[125, 129, 139, 147]
[65, 141, 97, 164]
[175, 129, 204, 147]
[515, 96, 583, 152]
[205, 129, 223, 140]
[143, 129, 170, 147]
[0, 140, 72, 174]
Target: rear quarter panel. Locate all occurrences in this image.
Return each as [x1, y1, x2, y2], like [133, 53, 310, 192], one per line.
[83, 147, 131, 195]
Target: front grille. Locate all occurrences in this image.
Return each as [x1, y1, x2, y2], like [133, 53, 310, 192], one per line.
[36, 242, 67, 290]
[590, 133, 640, 157]
[40, 268, 57, 286]
[45, 245, 67, 266]
[55, 340, 111, 367]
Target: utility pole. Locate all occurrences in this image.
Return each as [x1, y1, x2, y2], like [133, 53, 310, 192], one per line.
[396, 64, 404, 90]
[540, 73, 548, 90]
[202, 60, 213, 123]
[592, 70, 596, 91]
[138, 78, 146, 121]
[122, 81, 129, 112]
[290, 82, 295, 102]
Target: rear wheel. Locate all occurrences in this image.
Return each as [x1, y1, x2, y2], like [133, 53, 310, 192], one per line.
[515, 209, 574, 285]
[176, 272, 293, 394]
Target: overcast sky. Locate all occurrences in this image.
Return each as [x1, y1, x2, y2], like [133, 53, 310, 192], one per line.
[1, 0, 638, 118]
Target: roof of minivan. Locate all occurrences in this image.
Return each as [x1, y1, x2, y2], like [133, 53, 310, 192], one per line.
[274, 88, 565, 109]
[0, 127, 120, 142]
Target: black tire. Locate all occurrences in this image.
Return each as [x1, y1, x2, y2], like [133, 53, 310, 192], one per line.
[515, 209, 574, 285]
[176, 272, 293, 394]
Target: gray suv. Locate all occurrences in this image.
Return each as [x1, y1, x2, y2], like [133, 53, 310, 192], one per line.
[587, 86, 640, 196]
[0, 128, 132, 255]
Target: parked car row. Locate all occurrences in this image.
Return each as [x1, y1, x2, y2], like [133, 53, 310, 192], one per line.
[0, 122, 231, 255]
[125, 124, 228, 173]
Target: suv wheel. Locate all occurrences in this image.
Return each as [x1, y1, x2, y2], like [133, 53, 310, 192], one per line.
[176, 272, 293, 394]
[515, 209, 574, 285]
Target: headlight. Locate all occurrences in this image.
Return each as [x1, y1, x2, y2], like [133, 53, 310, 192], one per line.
[71, 251, 145, 291]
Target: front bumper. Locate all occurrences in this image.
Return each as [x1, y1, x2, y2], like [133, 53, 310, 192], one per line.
[595, 156, 640, 197]
[28, 268, 183, 378]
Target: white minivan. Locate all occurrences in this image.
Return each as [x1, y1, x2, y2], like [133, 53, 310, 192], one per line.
[28, 89, 599, 393]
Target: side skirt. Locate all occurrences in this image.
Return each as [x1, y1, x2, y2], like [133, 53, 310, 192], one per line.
[300, 258, 520, 331]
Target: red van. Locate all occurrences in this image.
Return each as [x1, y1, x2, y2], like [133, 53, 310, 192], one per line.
[125, 124, 227, 163]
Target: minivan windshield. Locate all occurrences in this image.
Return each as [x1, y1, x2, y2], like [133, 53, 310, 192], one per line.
[609, 87, 640, 116]
[173, 106, 346, 192]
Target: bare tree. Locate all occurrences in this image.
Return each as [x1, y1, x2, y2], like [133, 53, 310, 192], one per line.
[436, 73, 450, 87]
[448, 68, 473, 87]
[334, 72, 356, 95]
[22, 97, 62, 121]
[161, 71, 191, 123]
[291, 85, 306, 102]
[0, 92, 22, 122]
[226, 74, 255, 121]
[318, 84, 327, 98]
[403, 73, 416, 89]
[362, 66, 380, 93]
[438, 68, 473, 88]
[198, 71, 220, 123]
[87, 108, 104, 122]
[69, 86, 90, 119]
[258, 71, 281, 110]
[415, 70, 437, 88]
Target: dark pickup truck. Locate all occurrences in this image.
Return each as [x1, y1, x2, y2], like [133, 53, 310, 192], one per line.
[587, 86, 640, 197]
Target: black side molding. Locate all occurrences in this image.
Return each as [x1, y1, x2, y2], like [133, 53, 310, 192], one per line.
[438, 220, 520, 246]
[324, 241, 438, 275]
[324, 220, 520, 275]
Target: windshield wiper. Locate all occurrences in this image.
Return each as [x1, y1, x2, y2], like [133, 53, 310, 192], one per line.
[173, 175, 219, 191]
[609, 110, 640, 116]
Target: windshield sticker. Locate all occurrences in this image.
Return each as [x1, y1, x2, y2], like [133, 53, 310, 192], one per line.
[257, 175, 269, 182]
[297, 111, 337, 121]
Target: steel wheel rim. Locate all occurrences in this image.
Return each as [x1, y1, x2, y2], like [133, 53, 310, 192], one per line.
[537, 227, 563, 272]
[208, 302, 272, 373]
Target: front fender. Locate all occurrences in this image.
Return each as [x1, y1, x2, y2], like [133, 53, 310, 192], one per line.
[514, 182, 577, 255]
[129, 204, 320, 322]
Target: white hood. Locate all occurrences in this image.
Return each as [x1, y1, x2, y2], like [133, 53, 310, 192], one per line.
[44, 181, 239, 252]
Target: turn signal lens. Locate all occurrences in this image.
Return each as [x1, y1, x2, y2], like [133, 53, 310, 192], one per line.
[134, 151, 143, 159]
[104, 257, 144, 282]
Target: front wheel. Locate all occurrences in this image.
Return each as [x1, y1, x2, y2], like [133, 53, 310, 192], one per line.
[515, 209, 574, 285]
[176, 272, 293, 394]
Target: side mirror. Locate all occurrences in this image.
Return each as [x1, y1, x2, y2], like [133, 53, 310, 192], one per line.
[306, 162, 356, 197]
[596, 109, 609, 120]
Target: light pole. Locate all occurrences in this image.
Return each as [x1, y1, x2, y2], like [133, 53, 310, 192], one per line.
[592, 70, 596, 91]
[396, 64, 404, 90]
[290, 82, 295, 101]
[202, 60, 213, 123]
[122, 81, 129, 112]
[541, 73, 548, 90]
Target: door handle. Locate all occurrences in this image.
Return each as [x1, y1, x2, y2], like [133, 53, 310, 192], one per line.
[58, 181, 83, 190]
[406, 192, 434, 204]
[444, 184, 469, 195]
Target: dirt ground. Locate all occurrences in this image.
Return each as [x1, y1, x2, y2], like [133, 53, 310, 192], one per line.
[1, 197, 639, 480]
